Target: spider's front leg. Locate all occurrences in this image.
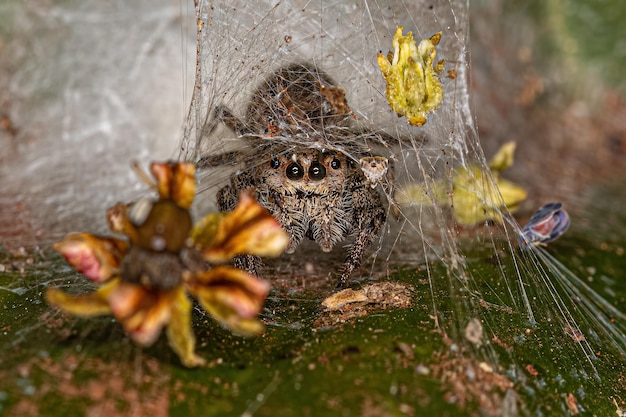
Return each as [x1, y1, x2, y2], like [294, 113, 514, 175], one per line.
[197, 150, 243, 169]
[337, 181, 386, 288]
[383, 158, 401, 220]
[264, 191, 307, 254]
[310, 192, 349, 253]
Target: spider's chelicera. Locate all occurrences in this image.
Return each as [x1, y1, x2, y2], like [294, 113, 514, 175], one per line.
[199, 63, 398, 287]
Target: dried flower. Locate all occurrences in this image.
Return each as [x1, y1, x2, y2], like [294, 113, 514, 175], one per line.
[47, 161, 289, 367]
[398, 141, 528, 225]
[377, 26, 445, 127]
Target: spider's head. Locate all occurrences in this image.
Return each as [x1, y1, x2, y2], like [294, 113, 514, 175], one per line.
[262, 149, 349, 195]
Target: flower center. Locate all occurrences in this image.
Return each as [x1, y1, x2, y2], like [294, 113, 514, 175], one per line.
[134, 200, 192, 253]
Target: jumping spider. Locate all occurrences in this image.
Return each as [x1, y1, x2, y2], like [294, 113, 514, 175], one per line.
[199, 63, 398, 287]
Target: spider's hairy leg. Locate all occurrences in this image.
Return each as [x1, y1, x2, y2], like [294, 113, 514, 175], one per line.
[310, 193, 349, 253]
[216, 184, 238, 213]
[233, 254, 261, 277]
[384, 158, 401, 220]
[197, 150, 245, 169]
[198, 104, 250, 151]
[215, 105, 249, 136]
[264, 192, 307, 254]
[337, 182, 386, 288]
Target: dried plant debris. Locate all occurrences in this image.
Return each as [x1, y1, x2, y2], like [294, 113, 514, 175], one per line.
[377, 26, 445, 127]
[47, 161, 288, 367]
[464, 318, 484, 346]
[431, 351, 516, 417]
[399, 141, 528, 225]
[317, 281, 414, 326]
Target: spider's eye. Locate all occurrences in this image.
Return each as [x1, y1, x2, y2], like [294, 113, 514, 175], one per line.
[309, 161, 326, 181]
[270, 157, 280, 169]
[330, 158, 341, 170]
[286, 162, 304, 180]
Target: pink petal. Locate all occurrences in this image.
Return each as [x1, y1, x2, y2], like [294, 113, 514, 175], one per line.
[54, 233, 128, 283]
[108, 282, 177, 347]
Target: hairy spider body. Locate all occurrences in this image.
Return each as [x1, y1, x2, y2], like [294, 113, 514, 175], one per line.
[202, 63, 391, 287]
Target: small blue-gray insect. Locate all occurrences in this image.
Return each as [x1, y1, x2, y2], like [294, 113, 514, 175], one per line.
[520, 202, 570, 247]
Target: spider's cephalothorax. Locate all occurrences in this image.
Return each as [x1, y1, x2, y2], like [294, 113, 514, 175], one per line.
[201, 63, 392, 287]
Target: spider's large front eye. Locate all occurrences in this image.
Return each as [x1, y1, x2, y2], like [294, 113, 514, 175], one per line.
[330, 158, 341, 170]
[270, 157, 280, 169]
[286, 162, 304, 180]
[309, 161, 326, 181]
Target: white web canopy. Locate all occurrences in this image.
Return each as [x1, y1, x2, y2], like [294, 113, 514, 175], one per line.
[180, 0, 473, 281]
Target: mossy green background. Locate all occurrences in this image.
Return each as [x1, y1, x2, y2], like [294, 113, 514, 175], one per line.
[2, 1, 626, 416]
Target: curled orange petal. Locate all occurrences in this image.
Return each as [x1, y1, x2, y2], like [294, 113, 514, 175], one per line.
[166, 287, 206, 367]
[202, 194, 289, 263]
[150, 161, 196, 209]
[54, 233, 128, 283]
[46, 279, 119, 316]
[108, 282, 177, 346]
[186, 266, 270, 335]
